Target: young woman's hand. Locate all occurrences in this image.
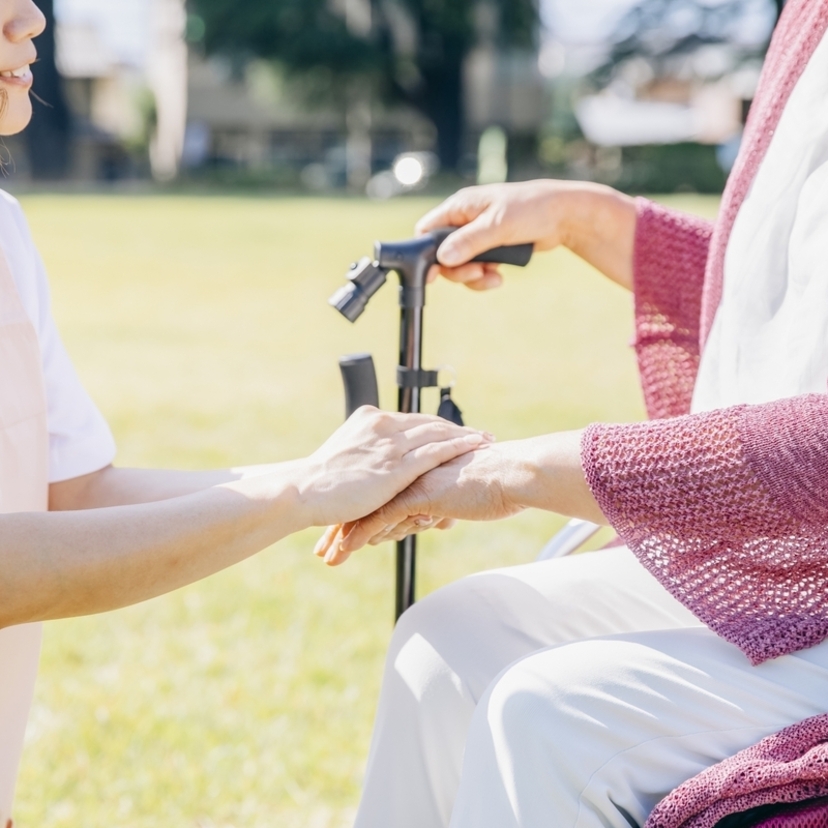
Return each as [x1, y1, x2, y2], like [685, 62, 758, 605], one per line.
[417, 180, 637, 291]
[296, 406, 493, 528]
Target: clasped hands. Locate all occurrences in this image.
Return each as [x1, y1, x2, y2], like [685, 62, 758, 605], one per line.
[314, 437, 530, 566]
[314, 429, 601, 566]
[314, 436, 523, 566]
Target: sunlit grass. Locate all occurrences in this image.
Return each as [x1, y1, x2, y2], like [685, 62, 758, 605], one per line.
[13, 191, 718, 827]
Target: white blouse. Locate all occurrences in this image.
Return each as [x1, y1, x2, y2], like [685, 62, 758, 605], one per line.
[0, 190, 116, 482]
[692, 28, 828, 413]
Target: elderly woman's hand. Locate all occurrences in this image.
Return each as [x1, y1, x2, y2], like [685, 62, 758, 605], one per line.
[417, 180, 637, 291]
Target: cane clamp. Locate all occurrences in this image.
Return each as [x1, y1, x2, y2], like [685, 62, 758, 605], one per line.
[396, 367, 439, 389]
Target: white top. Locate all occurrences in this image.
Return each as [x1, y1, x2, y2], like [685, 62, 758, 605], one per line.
[0, 190, 116, 482]
[693, 28, 828, 413]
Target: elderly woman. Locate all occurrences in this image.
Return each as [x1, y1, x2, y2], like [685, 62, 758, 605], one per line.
[0, 3, 492, 825]
[317, 1, 828, 826]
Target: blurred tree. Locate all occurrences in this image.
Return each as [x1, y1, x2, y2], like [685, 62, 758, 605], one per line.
[25, 0, 72, 179]
[189, 0, 539, 171]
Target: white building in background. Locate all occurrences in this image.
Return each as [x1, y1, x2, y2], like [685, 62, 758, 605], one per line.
[54, 0, 187, 180]
[55, 0, 151, 66]
[539, 0, 776, 152]
[48, 0, 773, 182]
[573, 68, 758, 148]
[147, 0, 188, 180]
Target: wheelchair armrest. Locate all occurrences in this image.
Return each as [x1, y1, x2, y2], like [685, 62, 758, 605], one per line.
[537, 519, 603, 561]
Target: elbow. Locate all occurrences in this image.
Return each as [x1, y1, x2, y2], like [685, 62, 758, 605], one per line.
[49, 466, 114, 512]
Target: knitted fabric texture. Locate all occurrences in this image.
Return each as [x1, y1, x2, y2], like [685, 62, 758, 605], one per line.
[583, 394, 828, 664]
[749, 799, 828, 828]
[644, 716, 828, 828]
[632, 198, 713, 419]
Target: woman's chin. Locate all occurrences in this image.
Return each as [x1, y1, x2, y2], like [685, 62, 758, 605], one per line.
[0, 100, 33, 136]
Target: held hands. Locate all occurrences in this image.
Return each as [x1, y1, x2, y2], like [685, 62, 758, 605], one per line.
[314, 441, 532, 566]
[297, 406, 493, 528]
[313, 431, 606, 566]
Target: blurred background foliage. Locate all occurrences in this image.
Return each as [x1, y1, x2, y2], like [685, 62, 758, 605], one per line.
[190, 0, 537, 171]
[20, 0, 785, 195]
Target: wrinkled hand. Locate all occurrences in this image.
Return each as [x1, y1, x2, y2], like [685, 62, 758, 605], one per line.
[314, 442, 531, 566]
[417, 180, 580, 291]
[299, 406, 493, 528]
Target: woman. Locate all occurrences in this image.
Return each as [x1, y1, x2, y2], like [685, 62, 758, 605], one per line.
[317, 1, 828, 826]
[0, 2, 492, 825]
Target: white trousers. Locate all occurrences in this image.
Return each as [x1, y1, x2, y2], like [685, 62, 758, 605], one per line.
[353, 548, 828, 828]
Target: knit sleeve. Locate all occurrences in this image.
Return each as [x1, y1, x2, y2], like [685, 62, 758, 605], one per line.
[582, 394, 828, 664]
[633, 198, 714, 420]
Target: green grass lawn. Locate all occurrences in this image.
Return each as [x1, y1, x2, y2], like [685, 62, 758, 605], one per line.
[12, 192, 718, 828]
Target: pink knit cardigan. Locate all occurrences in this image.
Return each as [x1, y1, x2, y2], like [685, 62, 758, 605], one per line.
[579, 2, 828, 825]
[645, 715, 828, 828]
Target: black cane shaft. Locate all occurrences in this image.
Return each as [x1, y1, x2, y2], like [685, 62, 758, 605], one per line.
[396, 536, 416, 621]
[395, 304, 424, 621]
[331, 223, 535, 623]
[398, 305, 423, 415]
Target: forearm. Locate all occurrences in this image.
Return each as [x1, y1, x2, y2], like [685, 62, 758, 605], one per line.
[30, 409, 489, 617]
[3, 468, 305, 627]
[501, 432, 608, 523]
[49, 463, 284, 511]
[559, 183, 637, 291]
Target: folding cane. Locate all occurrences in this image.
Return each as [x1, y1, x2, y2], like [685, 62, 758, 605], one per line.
[329, 226, 534, 622]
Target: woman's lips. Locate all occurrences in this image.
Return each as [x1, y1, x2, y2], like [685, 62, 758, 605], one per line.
[0, 66, 33, 87]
